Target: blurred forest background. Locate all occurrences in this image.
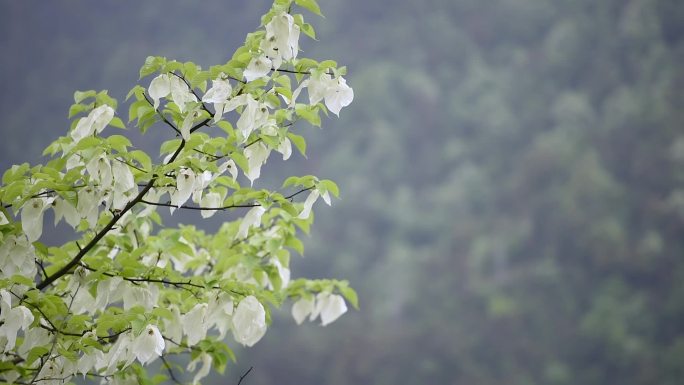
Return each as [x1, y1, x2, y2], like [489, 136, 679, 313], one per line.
[2, 0, 684, 384]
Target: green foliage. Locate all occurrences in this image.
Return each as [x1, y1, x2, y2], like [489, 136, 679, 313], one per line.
[0, 1, 355, 384]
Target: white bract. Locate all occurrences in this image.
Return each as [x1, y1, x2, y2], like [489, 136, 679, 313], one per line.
[231, 295, 267, 347]
[133, 325, 165, 365]
[260, 11, 300, 69]
[71, 104, 115, 142]
[202, 75, 233, 121]
[0, 290, 34, 353]
[244, 55, 273, 82]
[238, 206, 266, 239]
[308, 73, 354, 116]
[171, 168, 196, 209]
[21, 196, 53, 242]
[311, 293, 348, 326]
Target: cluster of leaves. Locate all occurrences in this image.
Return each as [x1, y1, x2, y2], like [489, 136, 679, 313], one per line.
[0, 0, 357, 384]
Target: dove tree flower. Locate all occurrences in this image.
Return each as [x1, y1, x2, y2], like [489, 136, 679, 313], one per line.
[0, 0, 358, 384]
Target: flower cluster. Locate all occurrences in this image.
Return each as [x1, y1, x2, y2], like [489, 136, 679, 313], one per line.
[0, 1, 357, 384]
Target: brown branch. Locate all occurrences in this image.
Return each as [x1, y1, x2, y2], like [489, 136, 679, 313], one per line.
[36, 136, 189, 291]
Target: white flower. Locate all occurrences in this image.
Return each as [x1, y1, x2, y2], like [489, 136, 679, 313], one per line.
[200, 192, 222, 218]
[164, 306, 183, 351]
[21, 196, 52, 242]
[85, 153, 113, 188]
[148, 74, 171, 110]
[71, 105, 115, 142]
[170, 75, 197, 113]
[111, 160, 137, 210]
[272, 259, 290, 290]
[133, 324, 165, 365]
[243, 55, 272, 82]
[122, 283, 158, 311]
[77, 186, 101, 227]
[0, 234, 37, 279]
[244, 142, 271, 185]
[311, 293, 348, 326]
[231, 296, 267, 347]
[188, 353, 213, 385]
[237, 98, 269, 142]
[291, 297, 314, 325]
[307, 74, 354, 116]
[202, 75, 233, 121]
[297, 190, 320, 220]
[260, 12, 300, 69]
[148, 74, 197, 113]
[183, 303, 208, 345]
[237, 206, 266, 239]
[0, 211, 8, 225]
[0, 290, 34, 353]
[206, 292, 234, 338]
[170, 168, 196, 209]
[52, 196, 81, 228]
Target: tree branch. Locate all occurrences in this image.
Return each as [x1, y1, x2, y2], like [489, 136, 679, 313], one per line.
[36, 136, 190, 291]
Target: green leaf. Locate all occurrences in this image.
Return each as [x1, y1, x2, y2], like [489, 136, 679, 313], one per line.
[338, 285, 359, 309]
[300, 22, 316, 39]
[128, 150, 152, 171]
[295, 0, 323, 16]
[319, 179, 339, 198]
[26, 346, 50, 366]
[287, 132, 307, 157]
[285, 236, 304, 255]
[106, 134, 132, 150]
[140, 56, 167, 79]
[295, 104, 321, 127]
[109, 116, 126, 129]
[74, 90, 96, 103]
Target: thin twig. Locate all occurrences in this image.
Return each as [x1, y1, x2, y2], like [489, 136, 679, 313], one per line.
[237, 367, 253, 385]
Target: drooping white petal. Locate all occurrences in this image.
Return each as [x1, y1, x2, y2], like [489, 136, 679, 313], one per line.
[307, 74, 335, 106]
[202, 76, 232, 103]
[321, 190, 332, 206]
[243, 55, 272, 82]
[292, 297, 314, 325]
[277, 137, 292, 160]
[200, 192, 222, 218]
[133, 324, 165, 365]
[169, 76, 197, 113]
[224, 159, 238, 181]
[203, 75, 233, 121]
[325, 76, 354, 116]
[21, 197, 49, 242]
[237, 206, 266, 239]
[244, 142, 271, 185]
[0, 305, 34, 352]
[122, 283, 158, 311]
[71, 105, 115, 142]
[149, 74, 171, 110]
[319, 294, 348, 326]
[0, 211, 8, 225]
[297, 190, 320, 220]
[231, 295, 267, 347]
[91, 105, 116, 135]
[77, 186, 100, 227]
[164, 306, 183, 350]
[183, 303, 208, 345]
[289, 79, 309, 107]
[272, 259, 290, 289]
[206, 293, 234, 339]
[171, 168, 196, 209]
[85, 154, 113, 188]
[237, 98, 269, 141]
[188, 353, 213, 385]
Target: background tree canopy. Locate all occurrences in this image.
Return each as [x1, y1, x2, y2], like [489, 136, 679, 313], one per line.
[1, 0, 683, 384]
